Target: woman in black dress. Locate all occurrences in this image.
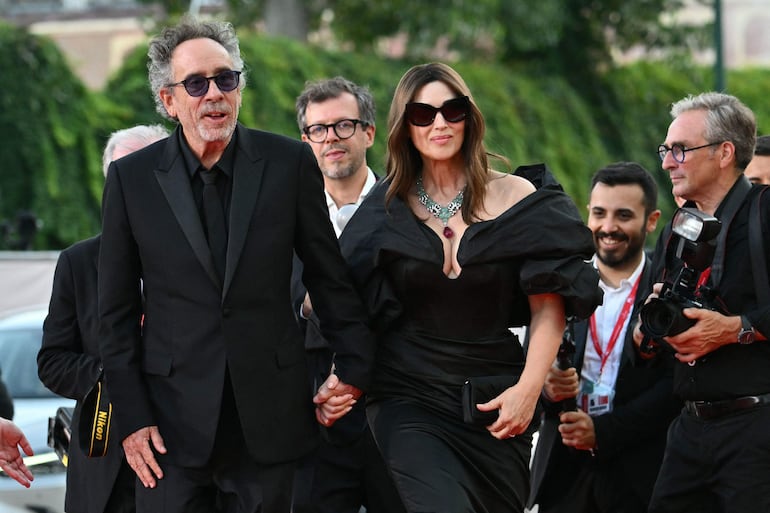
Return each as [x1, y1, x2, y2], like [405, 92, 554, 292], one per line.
[321, 62, 600, 513]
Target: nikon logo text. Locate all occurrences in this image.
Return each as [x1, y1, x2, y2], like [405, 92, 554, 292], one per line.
[95, 411, 108, 441]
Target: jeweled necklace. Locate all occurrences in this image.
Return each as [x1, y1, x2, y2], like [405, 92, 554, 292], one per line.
[416, 175, 465, 239]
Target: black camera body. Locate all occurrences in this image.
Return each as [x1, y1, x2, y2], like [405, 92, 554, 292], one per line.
[639, 208, 722, 350]
[640, 266, 718, 342]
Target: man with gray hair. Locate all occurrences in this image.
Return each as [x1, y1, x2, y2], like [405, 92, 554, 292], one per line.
[635, 92, 770, 513]
[97, 17, 375, 513]
[102, 124, 169, 177]
[39, 124, 168, 513]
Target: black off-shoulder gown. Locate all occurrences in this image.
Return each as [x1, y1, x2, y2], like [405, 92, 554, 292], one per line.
[338, 166, 601, 513]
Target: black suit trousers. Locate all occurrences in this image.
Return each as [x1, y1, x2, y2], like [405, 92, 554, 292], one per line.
[537, 449, 647, 513]
[136, 375, 296, 513]
[649, 406, 770, 513]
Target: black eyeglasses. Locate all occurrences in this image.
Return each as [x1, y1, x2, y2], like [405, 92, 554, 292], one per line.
[657, 141, 721, 163]
[167, 70, 242, 97]
[303, 119, 364, 143]
[405, 96, 470, 126]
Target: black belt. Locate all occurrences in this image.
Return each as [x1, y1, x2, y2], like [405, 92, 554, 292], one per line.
[684, 393, 770, 420]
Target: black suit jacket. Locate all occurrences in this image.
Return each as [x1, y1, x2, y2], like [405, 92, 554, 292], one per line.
[529, 260, 682, 509]
[38, 235, 127, 513]
[97, 124, 375, 467]
[0, 371, 12, 420]
[290, 206, 374, 443]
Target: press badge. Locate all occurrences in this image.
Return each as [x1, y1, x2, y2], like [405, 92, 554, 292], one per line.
[579, 378, 614, 416]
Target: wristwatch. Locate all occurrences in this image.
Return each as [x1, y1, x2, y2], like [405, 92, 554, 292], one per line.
[738, 315, 756, 345]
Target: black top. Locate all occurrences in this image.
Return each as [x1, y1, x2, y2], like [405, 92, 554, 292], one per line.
[649, 181, 770, 401]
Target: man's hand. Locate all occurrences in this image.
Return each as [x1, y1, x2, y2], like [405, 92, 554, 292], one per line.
[664, 309, 742, 363]
[543, 365, 579, 402]
[313, 373, 362, 427]
[122, 426, 166, 488]
[634, 283, 663, 359]
[301, 293, 313, 319]
[558, 410, 597, 451]
[0, 418, 34, 488]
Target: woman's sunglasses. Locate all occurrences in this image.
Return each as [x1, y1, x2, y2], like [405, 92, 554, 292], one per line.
[167, 70, 242, 97]
[405, 96, 470, 127]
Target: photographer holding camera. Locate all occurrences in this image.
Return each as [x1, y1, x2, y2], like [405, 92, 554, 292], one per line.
[635, 92, 770, 513]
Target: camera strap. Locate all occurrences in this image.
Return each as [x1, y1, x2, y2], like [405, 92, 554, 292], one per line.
[749, 187, 769, 305]
[708, 175, 752, 290]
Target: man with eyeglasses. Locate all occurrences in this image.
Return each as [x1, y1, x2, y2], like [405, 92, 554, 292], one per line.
[97, 17, 375, 513]
[291, 78, 404, 513]
[634, 92, 770, 513]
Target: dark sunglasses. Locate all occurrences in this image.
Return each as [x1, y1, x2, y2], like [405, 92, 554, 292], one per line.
[167, 70, 242, 97]
[405, 96, 470, 126]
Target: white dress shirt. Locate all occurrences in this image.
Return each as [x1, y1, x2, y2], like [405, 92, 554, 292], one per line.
[325, 168, 377, 238]
[580, 254, 646, 392]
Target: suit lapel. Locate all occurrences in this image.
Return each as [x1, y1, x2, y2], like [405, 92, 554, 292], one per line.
[154, 133, 221, 289]
[223, 125, 265, 298]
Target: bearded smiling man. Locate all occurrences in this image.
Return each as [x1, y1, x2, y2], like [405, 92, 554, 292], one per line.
[529, 162, 682, 513]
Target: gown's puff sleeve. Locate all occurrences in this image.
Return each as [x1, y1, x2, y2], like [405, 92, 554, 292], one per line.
[341, 167, 603, 325]
[460, 164, 602, 320]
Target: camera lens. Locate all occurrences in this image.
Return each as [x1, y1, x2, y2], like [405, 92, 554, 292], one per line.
[640, 298, 696, 339]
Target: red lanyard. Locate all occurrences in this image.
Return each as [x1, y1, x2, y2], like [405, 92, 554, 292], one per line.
[589, 274, 641, 377]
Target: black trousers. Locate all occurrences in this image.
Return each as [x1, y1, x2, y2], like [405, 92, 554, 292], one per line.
[537, 451, 647, 513]
[649, 405, 770, 513]
[136, 376, 296, 513]
[105, 459, 137, 513]
[293, 425, 405, 513]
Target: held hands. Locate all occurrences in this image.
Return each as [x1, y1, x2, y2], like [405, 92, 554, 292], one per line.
[558, 409, 596, 451]
[313, 373, 362, 427]
[122, 426, 166, 488]
[477, 382, 539, 440]
[543, 365, 579, 403]
[0, 418, 34, 488]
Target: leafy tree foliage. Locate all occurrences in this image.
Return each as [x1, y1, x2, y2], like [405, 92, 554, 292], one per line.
[328, 1, 711, 71]
[0, 22, 113, 249]
[6, 13, 770, 250]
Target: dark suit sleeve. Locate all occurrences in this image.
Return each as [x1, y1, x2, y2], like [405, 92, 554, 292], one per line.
[0, 371, 12, 419]
[592, 354, 681, 459]
[290, 254, 307, 326]
[38, 247, 102, 400]
[98, 162, 154, 439]
[745, 189, 770, 336]
[291, 144, 375, 390]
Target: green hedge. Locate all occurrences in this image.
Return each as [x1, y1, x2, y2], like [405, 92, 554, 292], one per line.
[0, 22, 112, 249]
